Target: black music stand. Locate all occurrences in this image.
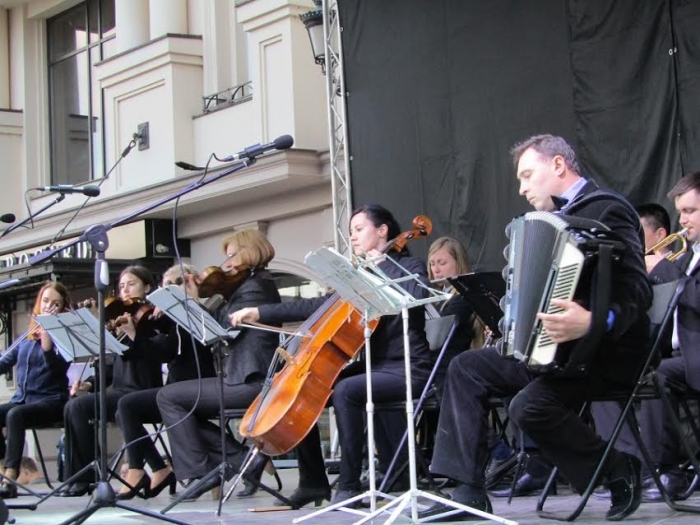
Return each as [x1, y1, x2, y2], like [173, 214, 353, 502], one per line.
[447, 272, 505, 338]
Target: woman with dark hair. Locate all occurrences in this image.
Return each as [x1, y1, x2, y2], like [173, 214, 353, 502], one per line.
[0, 282, 72, 498]
[231, 204, 432, 507]
[114, 264, 216, 500]
[157, 229, 281, 501]
[61, 265, 165, 497]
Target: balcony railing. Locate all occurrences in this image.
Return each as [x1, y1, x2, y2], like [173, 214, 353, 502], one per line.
[202, 81, 253, 113]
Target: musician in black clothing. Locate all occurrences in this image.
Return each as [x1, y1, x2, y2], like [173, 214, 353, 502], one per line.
[419, 134, 652, 522]
[637, 171, 700, 501]
[62, 266, 164, 497]
[114, 263, 215, 500]
[156, 229, 281, 501]
[230, 204, 433, 508]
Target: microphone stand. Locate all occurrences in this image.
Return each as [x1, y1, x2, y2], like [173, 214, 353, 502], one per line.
[0, 194, 65, 239]
[29, 156, 260, 525]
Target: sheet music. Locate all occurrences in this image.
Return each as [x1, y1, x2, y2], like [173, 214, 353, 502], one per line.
[147, 286, 237, 345]
[35, 308, 128, 363]
[305, 247, 433, 318]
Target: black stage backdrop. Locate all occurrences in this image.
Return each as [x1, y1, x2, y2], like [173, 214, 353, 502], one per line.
[338, 0, 700, 271]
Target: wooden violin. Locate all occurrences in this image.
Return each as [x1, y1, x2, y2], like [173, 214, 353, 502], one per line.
[239, 215, 432, 455]
[197, 265, 251, 300]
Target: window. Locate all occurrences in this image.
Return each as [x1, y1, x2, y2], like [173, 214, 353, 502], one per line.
[47, 0, 116, 185]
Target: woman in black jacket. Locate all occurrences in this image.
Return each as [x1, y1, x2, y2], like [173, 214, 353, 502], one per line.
[230, 204, 433, 508]
[114, 264, 215, 500]
[61, 266, 164, 497]
[156, 229, 281, 500]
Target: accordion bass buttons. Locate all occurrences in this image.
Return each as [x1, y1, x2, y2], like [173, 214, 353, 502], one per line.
[502, 244, 511, 262]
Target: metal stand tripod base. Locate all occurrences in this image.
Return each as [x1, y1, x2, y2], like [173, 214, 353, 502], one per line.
[358, 489, 518, 525]
[57, 481, 194, 525]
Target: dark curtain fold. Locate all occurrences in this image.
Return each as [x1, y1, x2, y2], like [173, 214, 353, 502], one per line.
[339, 0, 700, 270]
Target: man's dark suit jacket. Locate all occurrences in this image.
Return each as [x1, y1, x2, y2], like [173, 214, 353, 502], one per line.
[559, 180, 652, 386]
[649, 250, 700, 390]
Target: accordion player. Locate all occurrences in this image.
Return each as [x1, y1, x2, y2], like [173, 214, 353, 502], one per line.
[497, 211, 626, 376]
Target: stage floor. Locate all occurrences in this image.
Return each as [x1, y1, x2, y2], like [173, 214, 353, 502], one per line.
[5, 468, 699, 524]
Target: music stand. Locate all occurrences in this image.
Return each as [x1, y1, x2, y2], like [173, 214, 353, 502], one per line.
[447, 272, 505, 337]
[296, 250, 514, 525]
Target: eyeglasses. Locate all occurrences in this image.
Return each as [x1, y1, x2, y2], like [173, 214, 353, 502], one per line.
[163, 277, 184, 287]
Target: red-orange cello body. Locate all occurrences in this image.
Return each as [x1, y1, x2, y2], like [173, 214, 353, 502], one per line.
[239, 216, 432, 456]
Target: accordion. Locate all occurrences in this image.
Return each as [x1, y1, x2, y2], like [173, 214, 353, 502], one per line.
[496, 211, 623, 375]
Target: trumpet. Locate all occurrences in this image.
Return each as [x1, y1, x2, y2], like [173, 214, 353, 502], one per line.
[646, 228, 688, 261]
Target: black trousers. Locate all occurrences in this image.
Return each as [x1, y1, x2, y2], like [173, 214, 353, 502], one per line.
[0, 399, 65, 470]
[431, 347, 619, 493]
[115, 387, 167, 471]
[295, 366, 426, 491]
[64, 389, 129, 482]
[156, 377, 261, 480]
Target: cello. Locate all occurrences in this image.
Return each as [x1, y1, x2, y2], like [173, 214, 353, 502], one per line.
[239, 215, 432, 456]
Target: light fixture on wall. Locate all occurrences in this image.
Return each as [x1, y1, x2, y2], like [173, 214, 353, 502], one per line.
[300, 0, 325, 74]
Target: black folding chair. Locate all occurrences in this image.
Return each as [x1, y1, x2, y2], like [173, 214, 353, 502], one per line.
[537, 278, 700, 520]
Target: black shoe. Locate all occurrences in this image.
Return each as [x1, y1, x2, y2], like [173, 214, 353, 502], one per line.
[61, 481, 93, 498]
[642, 470, 690, 502]
[485, 451, 518, 489]
[0, 481, 17, 499]
[417, 494, 493, 522]
[116, 472, 151, 500]
[237, 453, 269, 498]
[273, 486, 331, 508]
[148, 471, 177, 499]
[489, 472, 553, 498]
[176, 475, 221, 502]
[605, 452, 641, 521]
[330, 488, 364, 509]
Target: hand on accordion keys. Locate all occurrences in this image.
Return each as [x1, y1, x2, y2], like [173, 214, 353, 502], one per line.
[536, 299, 593, 344]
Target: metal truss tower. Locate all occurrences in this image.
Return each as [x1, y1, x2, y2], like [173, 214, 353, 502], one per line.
[322, 0, 352, 255]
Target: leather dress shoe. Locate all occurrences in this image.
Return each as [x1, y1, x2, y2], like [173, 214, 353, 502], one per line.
[236, 453, 270, 498]
[642, 470, 690, 502]
[489, 473, 553, 498]
[115, 472, 151, 500]
[605, 452, 641, 521]
[330, 488, 364, 509]
[273, 486, 331, 508]
[0, 481, 17, 499]
[485, 451, 518, 489]
[417, 494, 492, 522]
[61, 481, 93, 498]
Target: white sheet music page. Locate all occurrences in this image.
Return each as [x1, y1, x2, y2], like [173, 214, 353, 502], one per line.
[35, 308, 128, 362]
[147, 285, 236, 345]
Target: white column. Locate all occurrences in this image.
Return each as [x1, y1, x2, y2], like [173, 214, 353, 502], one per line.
[0, 8, 8, 108]
[149, 0, 187, 39]
[116, 0, 150, 53]
[201, 0, 232, 95]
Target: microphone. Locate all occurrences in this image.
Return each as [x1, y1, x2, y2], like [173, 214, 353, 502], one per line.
[33, 185, 101, 197]
[175, 161, 205, 171]
[1, 214, 15, 224]
[222, 134, 294, 162]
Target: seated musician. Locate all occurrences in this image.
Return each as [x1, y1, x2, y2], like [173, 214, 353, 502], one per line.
[419, 134, 652, 522]
[61, 266, 165, 497]
[637, 172, 700, 501]
[114, 263, 215, 500]
[230, 204, 433, 508]
[0, 282, 71, 499]
[637, 203, 672, 256]
[156, 229, 281, 501]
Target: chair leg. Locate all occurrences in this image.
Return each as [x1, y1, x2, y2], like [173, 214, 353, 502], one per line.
[31, 429, 54, 490]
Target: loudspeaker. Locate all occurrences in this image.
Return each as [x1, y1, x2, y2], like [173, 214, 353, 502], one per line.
[145, 219, 191, 259]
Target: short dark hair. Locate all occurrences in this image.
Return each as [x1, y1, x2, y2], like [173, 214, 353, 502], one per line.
[668, 171, 700, 200]
[350, 204, 405, 252]
[510, 134, 581, 175]
[636, 203, 671, 235]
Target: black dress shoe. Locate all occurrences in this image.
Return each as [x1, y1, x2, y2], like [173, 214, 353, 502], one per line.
[62, 481, 93, 498]
[177, 475, 221, 502]
[273, 486, 331, 508]
[642, 470, 690, 502]
[116, 472, 151, 500]
[417, 494, 493, 522]
[489, 473, 553, 498]
[0, 481, 17, 499]
[605, 452, 641, 521]
[237, 453, 269, 498]
[485, 451, 518, 489]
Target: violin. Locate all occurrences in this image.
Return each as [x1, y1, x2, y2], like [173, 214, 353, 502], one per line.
[239, 215, 432, 455]
[77, 297, 156, 333]
[197, 264, 251, 299]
